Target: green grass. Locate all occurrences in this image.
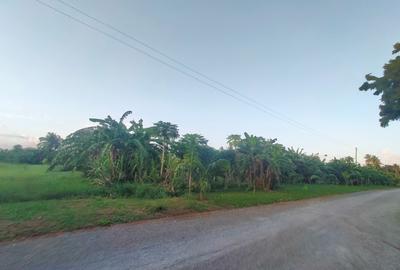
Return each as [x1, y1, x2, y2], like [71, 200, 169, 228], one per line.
[0, 163, 104, 202]
[0, 163, 394, 241]
[207, 185, 390, 208]
[0, 197, 212, 241]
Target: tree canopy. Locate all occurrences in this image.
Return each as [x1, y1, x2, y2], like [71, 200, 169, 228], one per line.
[1, 111, 399, 194]
[359, 42, 400, 127]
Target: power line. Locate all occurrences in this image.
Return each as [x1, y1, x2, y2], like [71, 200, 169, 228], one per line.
[35, 0, 352, 149]
[55, 0, 316, 134]
[35, 0, 314, 132]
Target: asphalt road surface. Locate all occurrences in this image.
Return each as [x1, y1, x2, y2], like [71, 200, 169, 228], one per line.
[1, 189, 400, 270]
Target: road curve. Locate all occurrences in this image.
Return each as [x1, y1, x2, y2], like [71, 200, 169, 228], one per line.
[1, 189, 400, 270]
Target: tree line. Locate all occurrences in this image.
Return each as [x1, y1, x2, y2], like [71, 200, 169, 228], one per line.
[1, 111, 399, 195]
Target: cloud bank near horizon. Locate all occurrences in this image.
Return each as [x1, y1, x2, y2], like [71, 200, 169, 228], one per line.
[0, 133, 38, 149]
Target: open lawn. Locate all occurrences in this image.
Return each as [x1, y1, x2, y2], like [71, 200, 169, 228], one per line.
[0, 163, 104, 203]
[0, 163, 393, 241]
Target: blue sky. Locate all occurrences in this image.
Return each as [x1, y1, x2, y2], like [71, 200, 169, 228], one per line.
[1, 0, 400, 164]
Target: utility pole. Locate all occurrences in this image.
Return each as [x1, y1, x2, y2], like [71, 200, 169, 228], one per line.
[355, 147, 358, 164]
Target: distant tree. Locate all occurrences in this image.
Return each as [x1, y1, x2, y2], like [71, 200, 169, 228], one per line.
[151, 121, 179, 179]
[359, 42, 400, 127]
[237, 133, 265, 192]
[46, 110, 399, 192]
[383, 163, 400, 178]
[227, 134, 241, 150]
[364, 154, 381, 169]
[13, 144, 23, 151]
[38, 132, 63, 162]
[207, 159, 232, 190]
[0, 145, 41, 164]
[178, 134, 208, 194]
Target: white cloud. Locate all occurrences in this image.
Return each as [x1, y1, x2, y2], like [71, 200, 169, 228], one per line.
[0, 134, 38, 149]
[379, 149, 400, 165]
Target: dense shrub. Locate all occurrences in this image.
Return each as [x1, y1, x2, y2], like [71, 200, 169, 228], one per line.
[325, 174, 338, 184]
[0, 146, 42, 164]
[111, 183, 167, 199]
[3, 111, 400, 194]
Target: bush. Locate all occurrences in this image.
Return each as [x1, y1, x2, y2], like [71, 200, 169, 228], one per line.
[310, 175, 320, 184]
[135, 184, 166, 199]
[169, 175, 187, 196]
[209, 176, 225, 191]
[325, 174, 338, 184]
[111, 183, 167, 199]
[111, 183, 137, 197]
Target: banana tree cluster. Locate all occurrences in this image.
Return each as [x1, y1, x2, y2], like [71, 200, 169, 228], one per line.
[48, 111, 400, 193]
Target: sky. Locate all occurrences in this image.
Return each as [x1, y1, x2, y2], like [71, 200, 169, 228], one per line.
[1, 0, 400, 164]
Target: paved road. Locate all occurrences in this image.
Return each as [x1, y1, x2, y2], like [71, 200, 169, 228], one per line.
[1, 189, 400, 270]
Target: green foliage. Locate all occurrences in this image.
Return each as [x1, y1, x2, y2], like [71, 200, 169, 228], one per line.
[364, 154, 382, 169]
[0, 145, 42, 164]
[50, 112, 400, 190]
[207, 184, 390, 208]
[3, 111, 398, 193]
[110, 183, 166, 199]
[38, 132, 63, 163]
[359, 42, 400, 127]
[310, 175, 320, 183]
[133, 184, 167, 199]
[0, 163, 394, 241]
[325, 174, 339, 184]
[199, 179, 209, 200]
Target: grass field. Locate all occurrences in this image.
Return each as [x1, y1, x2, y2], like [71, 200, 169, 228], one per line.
[0, 163, 104, 202]
[0, 163, 393, 241]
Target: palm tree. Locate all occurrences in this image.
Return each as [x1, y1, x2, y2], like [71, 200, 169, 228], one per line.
[207, 159, 231, 189]
[88, 111, 154, 184]
[179, 134, 208, 194]
[237, 133, 265, 192]
[365, 154, 381, 169]
[263, 144, 287, 190]
[49, 126, 96, 171]
[152, 121, 179, 179]
[227, 134, 241, 149]
[38, 132, 63, 162]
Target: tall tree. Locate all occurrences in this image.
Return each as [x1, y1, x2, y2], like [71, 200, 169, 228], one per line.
[237, 133, 265, 192]
[359, 42, 400, 127]
[81, 111, 154, 184]
[152, 121, 179, 179]
[37, 132, 63, 162]
[50, 127, 97, 171]
[364, 154, 381, 169]
[227, 134, 241, 150]
[178, 134, 208, 194]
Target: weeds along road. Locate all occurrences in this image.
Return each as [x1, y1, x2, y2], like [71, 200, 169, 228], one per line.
[1, 189, 400, 270]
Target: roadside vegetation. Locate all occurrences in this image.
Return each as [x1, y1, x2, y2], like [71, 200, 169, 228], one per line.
[0, 163, 392, 241]
[1, 111, 399, 193]
[0, 110, 399, 241]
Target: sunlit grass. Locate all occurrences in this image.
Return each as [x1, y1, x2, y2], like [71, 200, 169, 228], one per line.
[0, 163, 393, 241]
[0, 163, 104, 202]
